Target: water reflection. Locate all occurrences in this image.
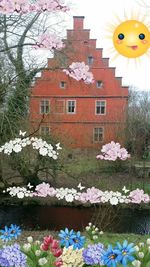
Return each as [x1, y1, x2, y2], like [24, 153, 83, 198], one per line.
[0, 205, 150, 234]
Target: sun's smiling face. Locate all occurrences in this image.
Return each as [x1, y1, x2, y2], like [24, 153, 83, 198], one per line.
[113, 20, 150, 58]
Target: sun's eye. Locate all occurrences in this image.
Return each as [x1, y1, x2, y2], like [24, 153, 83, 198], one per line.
[118, 33, 125, 40]
[139, 33, 145, 40]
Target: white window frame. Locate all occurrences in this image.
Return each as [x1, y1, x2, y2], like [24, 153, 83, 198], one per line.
[66, 100, 76, 114]
[87, 56, 93, 65]
[55, 100, 65, 114]
[96, 80, 103, 88]
[40, 126, 50, 135]
[93, 127, 104, 143]
[95, 100, 106, 115]
[60, 81, 66, 89]
[40, 99, 50, 114]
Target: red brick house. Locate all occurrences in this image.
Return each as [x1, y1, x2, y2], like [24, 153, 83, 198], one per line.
[30, 16, 128, 149]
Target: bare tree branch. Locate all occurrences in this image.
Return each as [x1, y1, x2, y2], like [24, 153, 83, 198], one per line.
[17, 14, 40, 73]
[3, 15, 16, 65]
[0, 43, 35, 53]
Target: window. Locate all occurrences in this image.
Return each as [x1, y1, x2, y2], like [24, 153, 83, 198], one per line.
[60, 81, 66, 89]
[96, 80, 103, 88]
[96, 100, 106, 115]
[93, 127, 104, 142]
[40, 100, 50, 114]
[87, 56, 93, 65]
[40, 126, 50, 135]
[55, 100, 65, 113]
[67, 100, 76, 114]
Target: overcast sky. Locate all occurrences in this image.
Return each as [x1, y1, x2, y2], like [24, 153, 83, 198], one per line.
[64, 0, 150, 91]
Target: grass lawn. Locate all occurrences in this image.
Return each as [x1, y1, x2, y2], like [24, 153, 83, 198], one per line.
[4, 230, 150, 246]
[97, 232, 150, 246]
[57, 154, 150, 194]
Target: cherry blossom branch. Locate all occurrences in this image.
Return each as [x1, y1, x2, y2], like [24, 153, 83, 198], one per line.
[0, 0, 69, 15]
[63, 62, 94, 84]
[32, 32, 65, 50]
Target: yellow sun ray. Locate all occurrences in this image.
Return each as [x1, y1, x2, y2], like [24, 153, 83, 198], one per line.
[106, 47, 116, 53]
[135, 57, 141, 68]
[109, 52, 120, 63]
[123, 9, 129, 20]
[104, 24, 116, 32]
[146, 50, 150, 57]
[113, 14, 123, 24]
[131, 9, 136, 20]
[126, 58, 130, 68]
[131, 9, 140, 20]
[103, 35, 113, 40]
[140, 13, 147, 22]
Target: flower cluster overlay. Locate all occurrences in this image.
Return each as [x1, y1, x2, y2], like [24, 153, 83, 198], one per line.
[0, 131, 62, 159]
[63, 62, 94, 84]
[33, 33, 65, 51]
[0, 222, 150, 266]
[96, 141, 131, 161]
[0, 0, 69, 14]
[3, 182, 150, 205]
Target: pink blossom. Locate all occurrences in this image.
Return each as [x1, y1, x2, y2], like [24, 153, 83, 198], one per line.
[119, 148, 131, 160]
[36, 0, 69, 12]
[96, 141, 130, 161]
[33, 182, 56, 197]
[129, 189, 150, 204]
[77, 187, 103, 203]
[0, 0, 69, 14]
[63, 62, 94, 84]
[13, 0, 29, 12]
[0, 0, 14, 14]
[0, 0, 29, 14]
[96, 155, 104, 160]
[33, 33, 65, 50]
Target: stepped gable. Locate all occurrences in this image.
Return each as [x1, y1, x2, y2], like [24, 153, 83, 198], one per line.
[30, 16, 129, 149]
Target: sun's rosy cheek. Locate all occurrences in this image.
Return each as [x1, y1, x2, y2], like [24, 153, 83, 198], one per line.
[141, 40, 148, 44]
[116, 40, 123, 44]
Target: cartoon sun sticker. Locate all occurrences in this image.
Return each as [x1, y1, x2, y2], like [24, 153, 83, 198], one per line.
[104, 11, 150, 62]
[113, 20, 150, 58]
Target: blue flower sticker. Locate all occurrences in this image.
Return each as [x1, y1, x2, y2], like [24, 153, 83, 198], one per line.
[72, 231, 85, 249]
[0, 226, 12, 242]
[59, 228, 76, 248]
[102, 245, 120, 267]
[0, 224, 21, 242]
[59, 228, 85, 249]
[9, 224, 21, 239]
[116, 240, 135, 266]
